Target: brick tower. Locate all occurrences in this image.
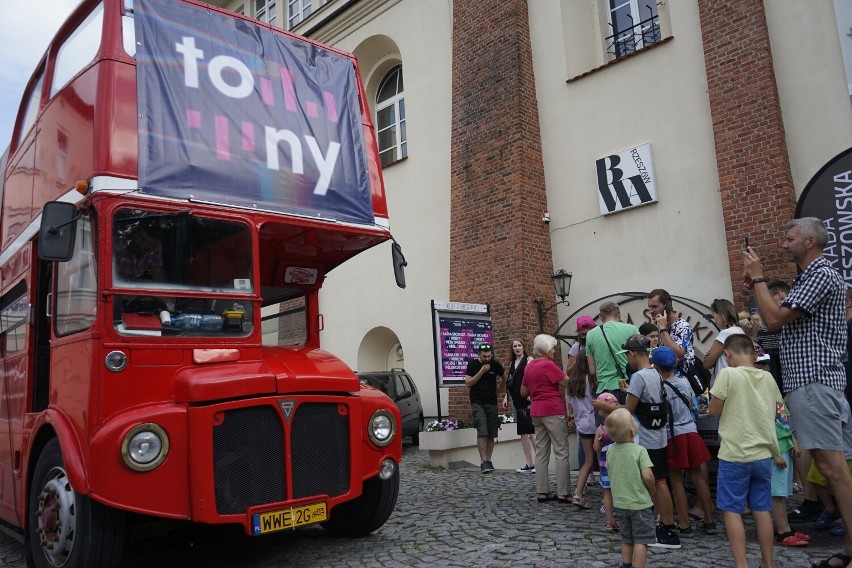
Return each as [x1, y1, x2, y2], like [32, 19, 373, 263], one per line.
[698, 0, 798, 309]
[447, 0, 557, 419]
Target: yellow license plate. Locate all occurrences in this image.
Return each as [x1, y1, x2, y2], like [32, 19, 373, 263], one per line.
[252, 502, 327, 535]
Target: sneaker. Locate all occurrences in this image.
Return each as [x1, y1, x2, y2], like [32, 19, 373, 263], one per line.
[481, 461, 495, 474]
[515, 464, 535, 473]
[649, 524, 682, 549]
[676, 524, 694, 538]
[815, 509, 841, 530]
[697, 520, 718, 535]
[788, 500, 823, 523]
[774, 531, 809, 547]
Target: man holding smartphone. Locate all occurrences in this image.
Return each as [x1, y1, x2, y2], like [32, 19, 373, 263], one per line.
[648, 289, 696, 383]
[745, 218, 852, 568]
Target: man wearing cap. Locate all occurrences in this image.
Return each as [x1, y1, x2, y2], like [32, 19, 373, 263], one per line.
[464, 343, 505, 473]
[585, 302, 639, 402]
[745, 217, 852, 568]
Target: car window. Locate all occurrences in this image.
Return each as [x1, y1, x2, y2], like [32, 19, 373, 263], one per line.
[394, 375, 406, 395]
[403, 374, 417, 394]
[361, 374, 390, 395]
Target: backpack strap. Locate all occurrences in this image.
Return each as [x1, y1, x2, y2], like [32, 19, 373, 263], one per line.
[664, 380, 692, 410]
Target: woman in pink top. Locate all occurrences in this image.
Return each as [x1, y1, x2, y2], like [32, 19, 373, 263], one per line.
[521, 334, 571, 503]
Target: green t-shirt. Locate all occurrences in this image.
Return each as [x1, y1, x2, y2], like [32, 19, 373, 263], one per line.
[606, 442, 654, 510]
[709, 366, 781, 462]
[585, 321, 640, 393]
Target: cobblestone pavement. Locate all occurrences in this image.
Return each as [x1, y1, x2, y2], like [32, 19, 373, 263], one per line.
[0, 441, 843, 567]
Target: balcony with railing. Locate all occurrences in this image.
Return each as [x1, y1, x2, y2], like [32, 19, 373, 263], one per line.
[606, 13, 661, 60]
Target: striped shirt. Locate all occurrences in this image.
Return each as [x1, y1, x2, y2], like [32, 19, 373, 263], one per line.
[779, 256, 847, 393]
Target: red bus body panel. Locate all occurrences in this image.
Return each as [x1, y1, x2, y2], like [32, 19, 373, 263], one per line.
[0, 0, 399, 539]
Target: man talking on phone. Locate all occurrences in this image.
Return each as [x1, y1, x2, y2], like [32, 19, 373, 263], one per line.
[647, 289, 696, 381]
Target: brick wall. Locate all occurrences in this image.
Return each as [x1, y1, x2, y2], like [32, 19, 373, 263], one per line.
[447, 0, 557, 419]
[698, 0, 797, 310]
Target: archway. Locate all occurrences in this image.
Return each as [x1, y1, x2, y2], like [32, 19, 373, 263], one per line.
[357, 326, 404, 372]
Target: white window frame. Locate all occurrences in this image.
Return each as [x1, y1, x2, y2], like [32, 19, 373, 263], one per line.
[375, 65, 406, 168]
[287, 0, 311, 29]
[255, 0, 276, 25]
[605, 0, 660, 60]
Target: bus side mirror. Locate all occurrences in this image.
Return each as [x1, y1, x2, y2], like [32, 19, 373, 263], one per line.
[38, 202, 79, 261]
[391, 240, 407, 289]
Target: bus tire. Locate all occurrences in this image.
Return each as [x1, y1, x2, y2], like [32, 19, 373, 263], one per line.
[28, 439, 126, 568]
[322, 468, 399, 537]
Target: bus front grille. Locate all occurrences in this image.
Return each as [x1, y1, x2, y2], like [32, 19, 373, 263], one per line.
[213, 406, 286, 514]
[290, 402, 350, 499]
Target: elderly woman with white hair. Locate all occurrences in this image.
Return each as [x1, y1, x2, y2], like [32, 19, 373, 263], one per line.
[521, 334, 571, 503]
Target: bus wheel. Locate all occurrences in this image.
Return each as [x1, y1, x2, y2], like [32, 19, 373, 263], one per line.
[322, 466, 399, 537]
[28, 439, 125, 568]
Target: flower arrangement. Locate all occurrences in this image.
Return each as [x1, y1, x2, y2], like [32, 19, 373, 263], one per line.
[425, 414, 515, 431]
[425, 419, 471, 432]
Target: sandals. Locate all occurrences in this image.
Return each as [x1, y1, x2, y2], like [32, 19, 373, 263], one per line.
[557, 496, 571, 504]
[774, 531, 809, 547]
[572, 495, 592, 509]
[537, 492, 558, 503]
[810, 553, 852, 568]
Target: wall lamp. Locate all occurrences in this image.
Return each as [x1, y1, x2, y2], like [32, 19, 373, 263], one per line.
[535, 269, 573, 334]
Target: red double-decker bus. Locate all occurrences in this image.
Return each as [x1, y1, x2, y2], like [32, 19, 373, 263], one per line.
[0, 0, 404, 565]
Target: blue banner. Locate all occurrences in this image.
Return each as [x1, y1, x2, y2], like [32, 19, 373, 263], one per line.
[135, 0, 374, 225]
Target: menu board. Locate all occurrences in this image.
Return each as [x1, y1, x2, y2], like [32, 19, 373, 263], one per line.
[432, 302, 492, 387]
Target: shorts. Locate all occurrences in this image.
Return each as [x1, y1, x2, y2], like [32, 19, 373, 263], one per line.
[667, 432, 711, 469]
[717, 458, 772, 513]
[615, 507, 656, 545]
[512, 405, 535, 435]
[786, 382, 846, 451]
[770, 451, 793, 497]
[471, 403, 498, 438]
[646, 446, 669, 480]
[806, 459, 852, 488]
[579, 432, 595, 440]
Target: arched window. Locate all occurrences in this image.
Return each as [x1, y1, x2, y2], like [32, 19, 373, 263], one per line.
[375, 65, 406, 167]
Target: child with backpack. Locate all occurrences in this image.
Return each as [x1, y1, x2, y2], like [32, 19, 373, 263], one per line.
[656, 347, 717, 536]
[619, 336, 680, 549]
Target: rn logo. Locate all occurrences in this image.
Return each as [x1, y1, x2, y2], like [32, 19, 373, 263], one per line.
[595, 143, 658, 216]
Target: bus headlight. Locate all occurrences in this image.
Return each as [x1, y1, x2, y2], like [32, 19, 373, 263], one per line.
[368, 410, 395, 447]
[121, 423, 169, 472]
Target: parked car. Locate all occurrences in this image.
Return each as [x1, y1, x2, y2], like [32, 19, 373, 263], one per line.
[357, 369, 424, 444]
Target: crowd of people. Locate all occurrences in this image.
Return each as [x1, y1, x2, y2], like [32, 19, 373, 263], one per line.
[462, 217, 852, 568]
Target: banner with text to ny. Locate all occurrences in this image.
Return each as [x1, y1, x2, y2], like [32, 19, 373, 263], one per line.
[135, 0, 374, 225]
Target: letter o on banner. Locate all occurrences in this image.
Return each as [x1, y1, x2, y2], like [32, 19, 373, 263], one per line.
[208, 55, 255, 98]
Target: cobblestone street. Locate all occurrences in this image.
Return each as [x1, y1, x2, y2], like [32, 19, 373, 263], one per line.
[0, 441, 840, 567]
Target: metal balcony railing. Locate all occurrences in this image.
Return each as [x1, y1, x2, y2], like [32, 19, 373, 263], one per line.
[605, 14, 661, 59]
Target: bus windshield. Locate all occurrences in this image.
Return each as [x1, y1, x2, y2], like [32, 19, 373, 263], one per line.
[112, 208, 253, 292]
[112, 208, 255, 338]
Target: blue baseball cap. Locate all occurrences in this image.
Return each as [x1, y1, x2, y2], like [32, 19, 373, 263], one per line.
[650, 346, 676, 370]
